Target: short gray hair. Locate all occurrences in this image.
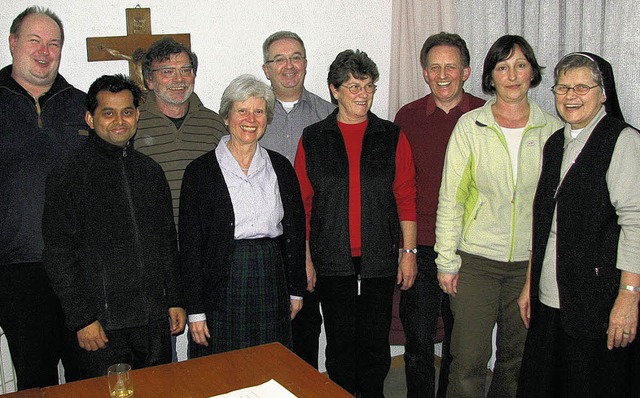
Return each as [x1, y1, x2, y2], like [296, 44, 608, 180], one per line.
[219, 75, 275, 123]
[262, 31, 305, 64]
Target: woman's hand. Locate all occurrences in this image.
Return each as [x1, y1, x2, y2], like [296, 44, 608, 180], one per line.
[517, 282, 531, 329]
[518, 258, 532, 328]
[397, 252, 417, 290]
[305, 241, 316, 293]
[189, 320, 211, 347]
[607, 289, 639, 349]
[437, 272, 459, 297]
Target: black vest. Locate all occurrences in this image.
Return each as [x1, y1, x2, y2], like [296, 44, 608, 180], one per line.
[302, 110, 400, 278]
[531, 115, 631, 338]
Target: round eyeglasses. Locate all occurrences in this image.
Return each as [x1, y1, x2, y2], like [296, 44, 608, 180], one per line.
[551, 84, 600, 95]
[341, 83, 377, 95]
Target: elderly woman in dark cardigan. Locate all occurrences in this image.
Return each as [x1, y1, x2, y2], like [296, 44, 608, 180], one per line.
[179, 74, 306, 357]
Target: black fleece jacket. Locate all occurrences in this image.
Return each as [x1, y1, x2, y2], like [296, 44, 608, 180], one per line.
[43, 131, 182, 332]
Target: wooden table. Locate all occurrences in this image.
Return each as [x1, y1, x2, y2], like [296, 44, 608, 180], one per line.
[4, 343, 351, 397]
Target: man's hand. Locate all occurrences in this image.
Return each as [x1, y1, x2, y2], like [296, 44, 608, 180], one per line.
[290, 299, 303, 320]
[189, 320, 210, 347]
[397, 252, 417, 290]
[77, 320, 108, 351]
[168, 307, 187, 335]
[437, 272, 459, 297]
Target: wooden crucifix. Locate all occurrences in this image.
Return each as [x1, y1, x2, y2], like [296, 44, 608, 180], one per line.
[86, 7, 191, 90]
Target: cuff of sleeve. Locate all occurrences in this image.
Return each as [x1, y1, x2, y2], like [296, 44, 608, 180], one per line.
[290, 295, 303, 301]
[188, 313, 206, 323]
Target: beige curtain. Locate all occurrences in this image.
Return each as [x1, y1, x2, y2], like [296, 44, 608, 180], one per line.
[390, 0, 640, 128]
[388, 0, 456, 118]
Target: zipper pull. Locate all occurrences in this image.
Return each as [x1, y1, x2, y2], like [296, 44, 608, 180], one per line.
[122, 146, 127, 157]
[35, 98, 43, 128]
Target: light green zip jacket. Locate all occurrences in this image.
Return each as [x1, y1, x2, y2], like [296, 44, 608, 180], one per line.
[435, 97, 563, 274]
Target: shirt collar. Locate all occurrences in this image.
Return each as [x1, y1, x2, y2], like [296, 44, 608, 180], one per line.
[425, 91, 472, 117]
[216, 135, 267, 177]
[563, 106, 606, 149]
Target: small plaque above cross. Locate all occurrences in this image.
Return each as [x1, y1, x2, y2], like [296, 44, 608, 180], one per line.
[86, 7, 191, 89]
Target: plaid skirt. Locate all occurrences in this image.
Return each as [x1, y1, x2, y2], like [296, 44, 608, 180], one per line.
[205, 237, 292, 354]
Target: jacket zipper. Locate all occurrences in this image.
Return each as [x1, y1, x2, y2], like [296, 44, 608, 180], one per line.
[119, 149, 149, 315]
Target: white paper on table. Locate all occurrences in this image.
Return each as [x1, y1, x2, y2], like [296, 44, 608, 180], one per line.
[209, 379, 298, 398]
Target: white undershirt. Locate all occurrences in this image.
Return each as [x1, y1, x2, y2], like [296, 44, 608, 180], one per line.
[279, 99, 297, 113]
[501, 127, 525, 180]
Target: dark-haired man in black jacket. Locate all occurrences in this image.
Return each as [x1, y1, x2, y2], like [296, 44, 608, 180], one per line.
[43, 74, 185, 378]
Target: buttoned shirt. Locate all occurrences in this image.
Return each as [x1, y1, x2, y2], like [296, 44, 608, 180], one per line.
[260, 88, 335, 164]
[216, 136, 284, 239]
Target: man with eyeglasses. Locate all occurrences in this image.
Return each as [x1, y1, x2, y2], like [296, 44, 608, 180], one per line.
[260, 31, 335, 369]
[136, 37, 226, 235]
[135, 38, 226, 362]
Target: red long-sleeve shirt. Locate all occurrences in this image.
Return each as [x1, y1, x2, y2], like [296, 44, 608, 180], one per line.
[294, 119, 416, 257]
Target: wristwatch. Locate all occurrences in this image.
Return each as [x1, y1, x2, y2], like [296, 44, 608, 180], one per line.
[402, 248, 417, 254]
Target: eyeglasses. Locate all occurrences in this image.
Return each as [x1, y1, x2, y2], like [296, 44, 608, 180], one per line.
[151, 66, 194, 78]
[341, 83, 377, 95]
[265, 55, 306, 66]
[551, 84, 600, 95]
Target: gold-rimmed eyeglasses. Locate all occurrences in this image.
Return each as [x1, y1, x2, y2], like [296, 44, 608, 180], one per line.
[341, 83, 377, 94]
[551, 84, 600, 95]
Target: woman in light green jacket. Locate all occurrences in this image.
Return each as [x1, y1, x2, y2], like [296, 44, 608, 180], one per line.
[434, 35, 563, 398]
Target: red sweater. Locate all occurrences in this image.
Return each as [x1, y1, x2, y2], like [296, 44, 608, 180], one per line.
[294, 119, 416, 256]
[394, 93, 484, 246]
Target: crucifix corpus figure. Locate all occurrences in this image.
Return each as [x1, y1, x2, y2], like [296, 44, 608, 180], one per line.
[86, 7, 190, 90]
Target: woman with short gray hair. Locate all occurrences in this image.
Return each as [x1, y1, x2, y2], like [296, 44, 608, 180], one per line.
[180, 74, 306, 357]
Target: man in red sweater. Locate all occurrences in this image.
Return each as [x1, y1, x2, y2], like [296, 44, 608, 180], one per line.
[394, 32, 484, 398]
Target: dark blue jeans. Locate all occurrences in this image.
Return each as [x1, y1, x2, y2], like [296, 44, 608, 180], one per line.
[400, 246, 453, 398]
[317, 261, 395, 398]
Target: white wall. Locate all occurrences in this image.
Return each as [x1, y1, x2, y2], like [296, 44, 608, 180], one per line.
[0, 0, 393, 119]
[0, 0, 394, 378]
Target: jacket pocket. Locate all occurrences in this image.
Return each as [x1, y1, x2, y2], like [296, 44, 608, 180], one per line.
[462, 199, 484, 242]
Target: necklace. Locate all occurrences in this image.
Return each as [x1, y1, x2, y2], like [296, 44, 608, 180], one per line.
[241, 167, 249, 171]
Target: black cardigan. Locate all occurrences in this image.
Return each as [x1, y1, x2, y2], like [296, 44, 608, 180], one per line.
[179, 147, 306, 316]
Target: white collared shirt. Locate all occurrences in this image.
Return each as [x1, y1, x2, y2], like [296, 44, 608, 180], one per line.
[216, 135, 284, 240]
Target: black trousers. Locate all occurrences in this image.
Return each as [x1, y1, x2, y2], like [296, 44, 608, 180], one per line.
[0, 262, 80, 390]
[75, 317, 172, 379]
[317, 260, 395, 398]
[517, 301, 639, 398]
[400, 245, 454, 398]
[291, 288, 322, 368]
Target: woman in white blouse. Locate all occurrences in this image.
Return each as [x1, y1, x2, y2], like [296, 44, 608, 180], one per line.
[179, 74, 306, 357]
